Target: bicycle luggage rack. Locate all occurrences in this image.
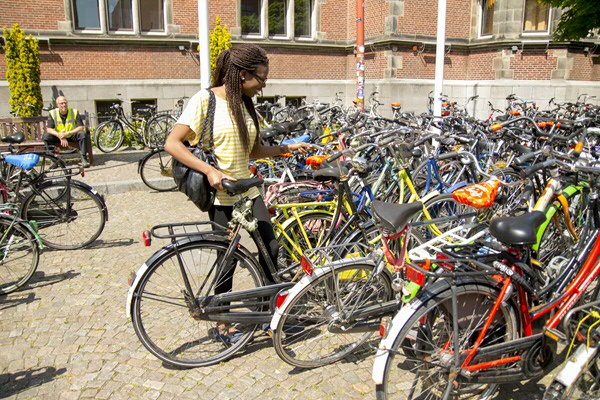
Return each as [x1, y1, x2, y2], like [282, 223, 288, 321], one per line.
[149, 221, 229, 240]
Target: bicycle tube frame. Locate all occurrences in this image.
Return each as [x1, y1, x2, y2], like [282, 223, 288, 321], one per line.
[531, 180, 585, 252]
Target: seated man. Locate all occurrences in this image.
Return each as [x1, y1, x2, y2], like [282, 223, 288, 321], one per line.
[43, 95, 90, 167]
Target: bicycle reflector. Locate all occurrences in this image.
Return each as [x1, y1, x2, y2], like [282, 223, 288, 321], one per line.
[275, 290, 289, 309]
[142, 231, 152, 247]
[379, 316, 392, 339]
[300, 256, 314, 276]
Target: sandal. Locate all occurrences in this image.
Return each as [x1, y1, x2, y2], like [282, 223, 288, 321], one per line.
[208, 323, 245, 345]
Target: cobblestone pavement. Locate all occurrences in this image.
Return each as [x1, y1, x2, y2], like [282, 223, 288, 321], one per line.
[0, 149, 563, 399]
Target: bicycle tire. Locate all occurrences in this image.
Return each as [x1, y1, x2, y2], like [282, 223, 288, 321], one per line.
[275, 211, 335, 278]
[21, 180, 106, 249]
[0, 216, 40, 295]
[145, 115, 176, 149]
[375, 281, 519, 400]
[139, 149, 177, 192]
[3, 152, 68, 192]
[94, 120, 124, 153]
[131, 239, 265, 367]
[272, 262, 393, 369]
[412, 157, 474, 196]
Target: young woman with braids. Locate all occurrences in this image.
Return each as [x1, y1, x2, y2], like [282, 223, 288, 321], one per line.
[165, 44, 310, 343]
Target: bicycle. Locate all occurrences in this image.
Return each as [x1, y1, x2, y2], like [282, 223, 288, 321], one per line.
[371, 158, 600, 399]
[0, 151, 108, 250]
[137, 146, 177, 192]
[544, 299, 600, 399]
[0, 202, 43, 295]
[94, 99, 176, 153]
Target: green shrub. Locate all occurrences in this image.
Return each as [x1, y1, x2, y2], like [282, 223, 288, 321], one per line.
[3, 24, 43, 116]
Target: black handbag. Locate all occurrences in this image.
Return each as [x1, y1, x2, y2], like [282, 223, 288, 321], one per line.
[172, 89, 217, 211]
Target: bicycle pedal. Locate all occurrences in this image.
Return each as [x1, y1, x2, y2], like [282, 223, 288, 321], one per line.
[544, 327, 567, 343]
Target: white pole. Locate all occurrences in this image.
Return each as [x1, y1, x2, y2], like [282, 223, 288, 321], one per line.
[198, 0, 210, 89]
[433, 0, 447, 118]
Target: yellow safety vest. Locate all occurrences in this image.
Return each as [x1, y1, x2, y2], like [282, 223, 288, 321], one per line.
[50, 108, 79, 137]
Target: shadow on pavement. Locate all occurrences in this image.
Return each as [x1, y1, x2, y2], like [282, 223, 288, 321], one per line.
[84, 238, 135, 249]
[21, 270, 81, 291]
[88, 148, 148, 167]
[0, 366, 67, 399]
[0, 292, 37, 310]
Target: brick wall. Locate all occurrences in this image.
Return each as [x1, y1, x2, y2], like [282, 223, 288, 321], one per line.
[268, 48, 348, 79]
[0, 0, 63, 31]
[466, 50, 495, 80]
[569, 54, 599, 81]
[364, 0, 387, 38]
[0, 44, 201, 80]
[320, 0, 353, 41]
[397, 0, 471, 39]
[510, 50, 557, 80]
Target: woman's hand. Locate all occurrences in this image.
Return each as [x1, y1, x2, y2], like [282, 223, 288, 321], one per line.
[207, 168, 236, 191]
[287, 142, 312, 154]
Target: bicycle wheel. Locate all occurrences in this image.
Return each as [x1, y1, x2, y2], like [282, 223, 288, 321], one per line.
[94, 121, 124, 153]
[376, 282, 519, 400]
[0, 216, 40, 295]
[412, 158, 474, 197]
[139, 149, 177, 192]
[21, 180, 106, 249]
[145, 115, 176, 148]
[272, 262, 393, 369]
[275, 211, 334, 278]
[131, 239, 264, 367]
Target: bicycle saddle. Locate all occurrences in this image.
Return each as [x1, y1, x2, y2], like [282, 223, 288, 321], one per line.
[488, 211, 546, 245]
[372, 200, 423, 234]
[313, 165, 349, 182]
[260, 121, 304, 140]
[1, 131, 25, 144]
[222, 178, 264, 196]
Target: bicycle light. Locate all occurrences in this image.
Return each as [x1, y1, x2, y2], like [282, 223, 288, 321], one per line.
[300, 256, 313, 276]
[142, 230, 152, 246]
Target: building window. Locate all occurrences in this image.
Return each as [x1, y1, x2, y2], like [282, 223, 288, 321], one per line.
[523, 0, 549, 32]
[480, 0, 495, 36]
[108, 0, 133, 31]
[294, 0, 314, 37]
[140, 0, 165, 32]
[72, 0, 166, 34]
[241, 0, 315, 39]
[73, 0, 101, 30]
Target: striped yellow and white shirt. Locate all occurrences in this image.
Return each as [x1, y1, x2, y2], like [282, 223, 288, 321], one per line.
[177, 89, 260, 206]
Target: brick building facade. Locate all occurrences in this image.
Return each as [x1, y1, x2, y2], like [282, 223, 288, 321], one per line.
[1, 0, 599, 120]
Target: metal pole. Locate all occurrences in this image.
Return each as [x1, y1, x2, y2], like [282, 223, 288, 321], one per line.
[356, 0, 365, 112]
[198, 0, 211, 89]
[433, 0, 447, 118]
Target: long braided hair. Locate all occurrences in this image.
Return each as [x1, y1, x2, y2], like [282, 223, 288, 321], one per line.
[212, 44, 268, 151]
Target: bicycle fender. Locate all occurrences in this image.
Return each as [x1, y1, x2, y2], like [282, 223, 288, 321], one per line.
[372, 276, 498, 385]
[126, 237, 258, 318]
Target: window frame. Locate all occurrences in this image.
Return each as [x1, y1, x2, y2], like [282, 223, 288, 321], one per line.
[240, 0, 316, 41]
[522, 0, 551, 35]
[71, 0, 167, 36]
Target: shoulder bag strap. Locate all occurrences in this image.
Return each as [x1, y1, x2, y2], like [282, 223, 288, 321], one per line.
[199, 88, 216, 151]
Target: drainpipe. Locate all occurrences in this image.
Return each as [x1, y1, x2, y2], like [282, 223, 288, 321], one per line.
[356, 0, 365, 112]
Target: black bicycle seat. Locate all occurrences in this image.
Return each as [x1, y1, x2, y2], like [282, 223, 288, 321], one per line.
[372, 201, 423, 234]
[222, 178, 264, 196]
[1, 131, 26, 144]
[259, 121, 303, 140]
[489, 211, 546, 245]
[313, 165, 349, 182]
